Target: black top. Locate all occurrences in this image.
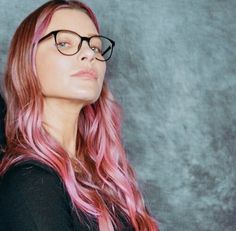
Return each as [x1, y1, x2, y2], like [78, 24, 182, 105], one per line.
[0, 161, 134, 231]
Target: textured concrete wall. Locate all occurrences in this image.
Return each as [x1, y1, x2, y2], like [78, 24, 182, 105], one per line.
[1, 1, 236, 230]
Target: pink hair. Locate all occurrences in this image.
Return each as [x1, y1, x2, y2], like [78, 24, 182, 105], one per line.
[0, 1, 159, 230]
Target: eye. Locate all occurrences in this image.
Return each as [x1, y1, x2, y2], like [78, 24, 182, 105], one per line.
[56, 33, 75, 50]
[90, 37, 102, 54]
[57, 41, 71, 49]
[91, 46, 102, 53]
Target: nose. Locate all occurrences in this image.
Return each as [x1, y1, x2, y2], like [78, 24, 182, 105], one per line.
[77, 41, 95, 62]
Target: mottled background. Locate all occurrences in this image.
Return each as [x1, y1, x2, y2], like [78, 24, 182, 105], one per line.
[1, 0, 236, 230]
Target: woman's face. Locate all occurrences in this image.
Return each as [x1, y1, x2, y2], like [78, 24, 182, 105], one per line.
[35, 9, 106, 106]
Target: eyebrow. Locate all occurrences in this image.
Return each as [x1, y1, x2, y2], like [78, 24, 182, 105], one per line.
[54, 29, 99, 37]
[38, 29, 102, 44]
[85, 32, 99, 36]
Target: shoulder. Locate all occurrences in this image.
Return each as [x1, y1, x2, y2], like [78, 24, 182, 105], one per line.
[0, 160, 74, 230]
[0, 160, 100, 231]
[0, 160, 69, 209]
[0, 160, 63, 194]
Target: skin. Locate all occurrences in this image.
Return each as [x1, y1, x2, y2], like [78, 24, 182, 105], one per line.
[35, 9, 106, 157]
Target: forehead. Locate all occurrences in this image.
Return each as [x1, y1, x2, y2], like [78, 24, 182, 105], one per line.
[44, 8, 98, 36]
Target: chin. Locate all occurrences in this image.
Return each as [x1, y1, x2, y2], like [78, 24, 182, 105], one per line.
[77, 93, 100, 105]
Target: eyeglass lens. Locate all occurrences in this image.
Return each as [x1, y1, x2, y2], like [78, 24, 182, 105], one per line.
[55, 31, 113, 61]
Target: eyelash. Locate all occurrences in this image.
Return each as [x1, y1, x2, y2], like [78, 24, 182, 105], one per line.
[57, 42, 70, 48]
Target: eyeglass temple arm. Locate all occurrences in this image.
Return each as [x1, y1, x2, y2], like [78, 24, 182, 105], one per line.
[102, 46, 112, 56]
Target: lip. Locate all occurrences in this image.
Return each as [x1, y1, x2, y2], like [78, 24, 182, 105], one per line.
[70, 69, 97, 79]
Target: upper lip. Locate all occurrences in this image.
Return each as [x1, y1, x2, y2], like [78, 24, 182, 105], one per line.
[70, 69, 97, 79]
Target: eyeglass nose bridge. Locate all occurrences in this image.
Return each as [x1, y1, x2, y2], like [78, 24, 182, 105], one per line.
[77, 36, 93, 53]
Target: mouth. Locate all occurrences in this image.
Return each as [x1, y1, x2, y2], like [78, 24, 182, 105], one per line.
[70, 69, 98, 79]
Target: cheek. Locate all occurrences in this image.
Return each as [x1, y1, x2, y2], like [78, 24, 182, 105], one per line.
[98, 63, 106, 85]
[35, 50, 72, 89]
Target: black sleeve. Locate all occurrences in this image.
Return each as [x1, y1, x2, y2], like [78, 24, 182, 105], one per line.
[0, 163, 75, 231]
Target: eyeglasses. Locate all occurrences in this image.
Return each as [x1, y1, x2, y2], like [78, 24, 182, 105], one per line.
[38, 29, 115, 62]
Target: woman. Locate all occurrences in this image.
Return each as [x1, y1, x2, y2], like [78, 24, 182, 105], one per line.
[0, 1, 159, 230]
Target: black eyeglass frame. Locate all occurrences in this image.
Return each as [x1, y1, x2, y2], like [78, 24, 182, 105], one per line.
[38, 29, 115, 62]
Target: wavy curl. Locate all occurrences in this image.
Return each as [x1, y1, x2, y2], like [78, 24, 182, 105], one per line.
[0, 1, 159, 230]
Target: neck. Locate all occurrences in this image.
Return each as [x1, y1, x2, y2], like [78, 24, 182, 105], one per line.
[42, 97, 83, 158]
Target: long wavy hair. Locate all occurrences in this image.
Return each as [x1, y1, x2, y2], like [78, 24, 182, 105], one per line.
[0, 0, 159, 230]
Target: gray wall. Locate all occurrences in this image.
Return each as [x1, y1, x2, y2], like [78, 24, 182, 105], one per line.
[1, 1, 236, 230]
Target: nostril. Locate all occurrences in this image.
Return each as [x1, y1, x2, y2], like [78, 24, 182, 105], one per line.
[79, 50, 95, 62]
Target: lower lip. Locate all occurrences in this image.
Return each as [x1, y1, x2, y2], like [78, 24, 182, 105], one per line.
[71, 72, 97, 79]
